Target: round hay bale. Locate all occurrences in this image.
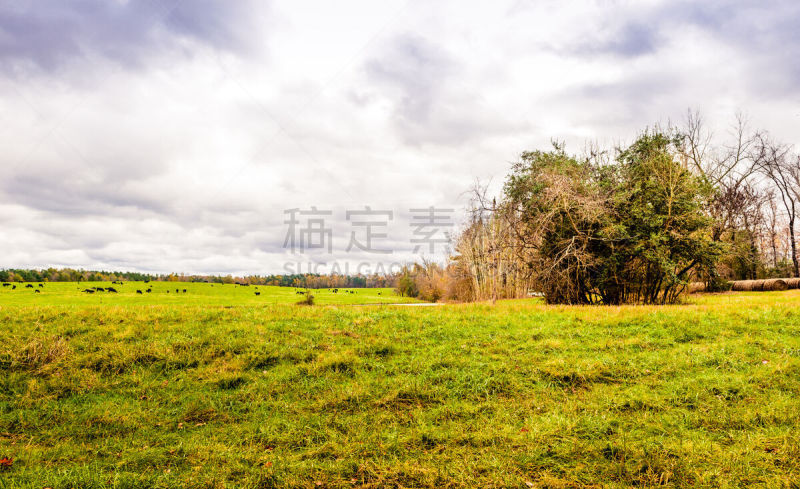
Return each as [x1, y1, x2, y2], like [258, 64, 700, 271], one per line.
[687, 282, 706, 294]
[785, 277, 800, 289]
[762, 278, 789, 291]
[731, 280, 756, 291]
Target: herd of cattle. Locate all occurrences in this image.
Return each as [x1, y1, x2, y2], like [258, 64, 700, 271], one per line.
[1, 282, 370, 297]
[1, 282, 45, 292]
[328, 288, 360, 294]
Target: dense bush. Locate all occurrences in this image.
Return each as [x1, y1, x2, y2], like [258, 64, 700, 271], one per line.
[463, 131, 720, 305]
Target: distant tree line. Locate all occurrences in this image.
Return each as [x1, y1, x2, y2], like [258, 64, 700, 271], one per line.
[0, 268, 158, 283]
[399, 111, 800, 305]
[0, 268, 392, 288]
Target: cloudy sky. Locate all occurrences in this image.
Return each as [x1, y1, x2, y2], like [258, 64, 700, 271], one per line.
[1, 0, 799, 275]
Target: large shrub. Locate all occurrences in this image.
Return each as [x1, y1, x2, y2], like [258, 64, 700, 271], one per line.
[499, 131, 719, 304]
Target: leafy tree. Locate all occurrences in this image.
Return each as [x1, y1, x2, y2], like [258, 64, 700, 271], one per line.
[499, 131, 719, 304]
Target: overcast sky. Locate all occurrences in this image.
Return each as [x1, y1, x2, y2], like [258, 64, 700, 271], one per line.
[1, 0, 799, 275]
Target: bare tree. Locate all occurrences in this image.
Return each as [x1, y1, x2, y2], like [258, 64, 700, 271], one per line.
[754, 133, 799, 277]
[764, 190, 782, 270]
[681, 111, 759, 284]
[736, 183, 770, 279]
[683, 110, 755, 189]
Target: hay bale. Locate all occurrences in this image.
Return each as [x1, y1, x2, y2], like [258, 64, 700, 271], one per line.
[729, 278, 793, 292]
[687, 282, 706, 293]
[762, 278, 789, 291]
[785, 278, 800, 289]
[731, 280, 756, 291]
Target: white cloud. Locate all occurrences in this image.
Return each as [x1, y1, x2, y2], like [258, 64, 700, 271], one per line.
[0, 0, 799, 274]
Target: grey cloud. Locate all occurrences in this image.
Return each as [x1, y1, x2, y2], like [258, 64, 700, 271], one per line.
[364, 34, 456, 125]
[674, 1, 800, 90]
[363, 34, 527, 146]
[2, 169, 173, 217]
[0, 0, 263, 74]
[552, 0, 799, 69]
[591, 23, 657, 57]
[565, 21, 659, 58]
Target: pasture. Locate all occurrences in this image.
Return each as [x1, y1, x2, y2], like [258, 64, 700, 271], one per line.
[0, 282, 415, 307]
[2, 289, 800, 487]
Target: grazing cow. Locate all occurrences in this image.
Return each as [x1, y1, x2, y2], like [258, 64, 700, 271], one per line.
[107, 287, 118, 293]
[146, 289, 152, 293]
[176, 289, 179, 293]
[25, 284, 33, 288]
[12, 285, 16, 290]
[34, 289, 40, 293]
[296, 291, 305, 295]
[96, 287, 105, 292]
[38, 283, 44, 287]
[2, 283, 9, 287]
[136, 290, 143, 294]
[182, 289, 187, 293]
[83, 289, 95, 294]
[255, 291, 261, 296]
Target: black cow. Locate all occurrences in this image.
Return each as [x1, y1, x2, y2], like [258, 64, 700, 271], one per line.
[38, 283, 44, 287]
[34, 289, 41, 293]
[12, 285, 16, 290]
[146, 289, 152, 293]
[255, 291, 261, 296]
[83, 289, 95, 294]
[1, 283, 9, 287]
[107, 287, 118, 293]
[25, 284, 33, 288]
[182, 289, 187, 293]
[136, 290, 143, 294]
[176, 289, 179, 293]
[96, 287, 105, 292]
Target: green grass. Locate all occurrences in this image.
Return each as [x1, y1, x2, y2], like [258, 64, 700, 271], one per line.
[2, 289, 800, 487]
[0, 282, 418, 307]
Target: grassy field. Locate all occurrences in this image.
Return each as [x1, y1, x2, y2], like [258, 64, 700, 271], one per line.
[0, 282, 417, 307]
[2, 288, 800, 488]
